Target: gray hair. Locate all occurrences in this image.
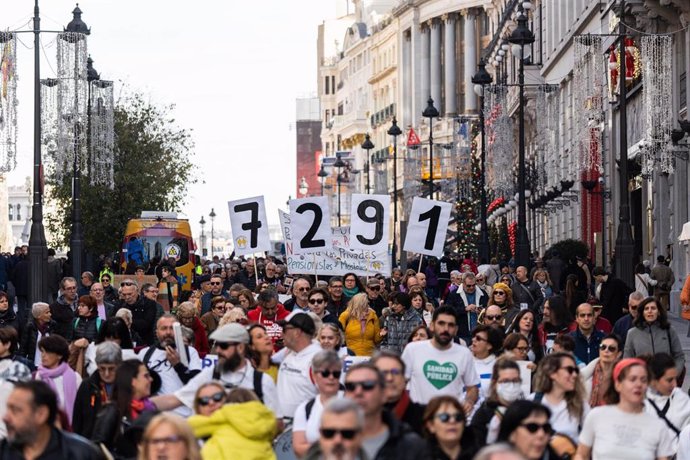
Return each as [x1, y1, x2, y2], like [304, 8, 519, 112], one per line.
[462, 272, 476, 282]
[629, 291, 646, 303]
[473, 444, 527, 460]
[321, 397, 364, 429]
[60, 277, 77, 290]
[115, 308, 133, 324]
[311, 349, 342, 371]
[31, 302, 50, 318]
[450, 270, 461, 277]
[95, 341, 122, 365]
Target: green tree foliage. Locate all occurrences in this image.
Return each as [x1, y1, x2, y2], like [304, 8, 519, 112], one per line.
[548, 239, 589, 262]
[45, 92, 197, 256]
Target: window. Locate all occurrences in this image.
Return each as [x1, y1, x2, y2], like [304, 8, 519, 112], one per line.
[7, 204, 12, 221]
[331, 76, 335, 93]
[16, 204, 20, 221]
[325, 76, 330, 95]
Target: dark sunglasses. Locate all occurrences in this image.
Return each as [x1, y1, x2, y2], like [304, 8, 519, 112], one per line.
[367, 285, 380, 291]
[435, 412, 464, 423]
[599, 344, 618, 352]
[101, 278, 111, 282]
[216, 342, 238, 350]
[317, 369, 342, 379]
[344, 380, 378, 392]
[120, 281, 135, 287]
[494, 291, 506, 295]
[209, 281, 222, 285]
[560, 365, 580, 375]
[309, 298, 325, 305]
[196, 391, 225, 406]
[320, 428, 359, 440]
[296, 287, 310, 292]
[486, 315, 502, 321]
[521, 422, 554, 435]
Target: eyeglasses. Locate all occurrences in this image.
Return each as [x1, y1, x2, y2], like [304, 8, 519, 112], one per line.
[380, 368, 403, 377]
[435, 412, 464, 423]
[330, 285, 343, 289]
[309, 298, 325, 305]
[101, 278, 111, 283]
[320, 428, 359, 440]
[317, 369, 342, 379]
[515, 346, 530, 353]
[494, 291, 506, 295]
[560, 365, 580, 375]
[465, 283, 476, 288]
[472, 335, 488, 342]
[344, 380, 378, 392]
[520, 422, 554, 435]
[599, 344, 618, 352]
[367, 285, 380, 291]
[578, 313, 594, 318]
[296, 287, 310, 292]
[216, 342, 238, 350]
[145, 435, 184, 446]
[120, 282, 135, 287]
[486, 315, 502, 321]
[197, 391, 225, 406]
[213, 306, 227, 311]
[210, 281, 222, 286]
[147, 289, 159, 294]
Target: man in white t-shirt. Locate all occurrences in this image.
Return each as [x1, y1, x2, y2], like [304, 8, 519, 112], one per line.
[276, 311, 321, 419]
[402, 306, 479, 414]
[137, 314, 202, 416]
[151, 322, 278, 419]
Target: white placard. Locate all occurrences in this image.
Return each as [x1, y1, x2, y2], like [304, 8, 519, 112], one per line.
[517, 360, 532, 396]
[403, 197, 452, 257]
[173, 322, 188, 367]
[349, 194, 390, 252]
[289, 196, 333, 255]
[228, 196, 271, 256]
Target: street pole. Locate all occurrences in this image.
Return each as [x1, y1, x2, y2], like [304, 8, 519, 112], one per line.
[614, 0, 634, 286]
[209, 208, 216, 259]
[337, 176, 342, 226]
[388, 118, 402, 269]
[472, 59, 493, 263]
[333, 155, 346, 226]
[422, 97, 439, 199]
[29, 0, 48, 305]
[361, 134, 374, 195]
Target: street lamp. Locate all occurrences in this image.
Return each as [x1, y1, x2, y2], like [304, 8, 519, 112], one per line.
[472, 58, 493, 263]
[361, 134, 374, 194]
[317, 162, 328, 196]
[508, 6, 534, 268]
[199, 216, 206, 257]
[209, 208, 216, 259]
[298, 176, 309, 197]
[422, 97, 439, 199]
[388, 117, 402, 268]
[333, 155, 346, 226]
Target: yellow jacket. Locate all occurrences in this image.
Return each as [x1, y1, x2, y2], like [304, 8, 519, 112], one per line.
[189, 401, 277, 460]
[339, 308, 381, 356]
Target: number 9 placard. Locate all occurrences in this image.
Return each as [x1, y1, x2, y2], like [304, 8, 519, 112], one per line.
[403, 197, 452, 257]
[289, 196, 333, 255]
[228, 196, 272, 256]
[349, 194, 390, 252]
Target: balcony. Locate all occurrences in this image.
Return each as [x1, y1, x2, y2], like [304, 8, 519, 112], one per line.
[370, 103, 396, 128]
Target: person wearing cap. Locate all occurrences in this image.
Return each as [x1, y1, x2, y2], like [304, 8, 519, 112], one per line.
[276, 311, 321, 420]
[151, 322, 278, 416]
[592, 266, 632, 324]
[576, 358, 674, 459]
[365, 278, 387, 317]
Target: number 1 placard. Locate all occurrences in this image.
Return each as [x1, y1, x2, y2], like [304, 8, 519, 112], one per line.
[403, 197, 452, 257]
[349, 194, 390, 252]
[289, 196, 333, 255]
[228, 196, 272, 256]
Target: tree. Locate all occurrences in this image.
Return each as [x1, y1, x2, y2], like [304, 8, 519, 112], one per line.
[45, 92, 198, 257]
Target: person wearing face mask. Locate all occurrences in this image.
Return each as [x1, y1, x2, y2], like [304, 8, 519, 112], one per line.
[470, 358, 524, 445]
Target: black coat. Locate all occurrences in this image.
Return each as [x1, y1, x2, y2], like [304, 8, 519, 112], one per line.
[446, 287, 489, 341]
[19, 319, 56, 365]
[0, 307, 19, 332]
[91, 403, 157, 459]
[373, 410, 428, 460]
[599, 276, 633, 324]
[10, 258, 29, 297]
[73, 315, 102, 343]
[50, 295, 77, 341]
[73, 371, 109, 439]
[512, 280, 544, 311]
[0, 428, 104, 460]
[115, 296, 157, 346]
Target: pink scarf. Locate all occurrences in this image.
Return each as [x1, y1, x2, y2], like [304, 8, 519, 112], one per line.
[37, 361, 78, 426]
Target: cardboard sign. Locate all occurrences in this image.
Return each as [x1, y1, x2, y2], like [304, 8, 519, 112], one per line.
[228, 196, 271, 256]
[289, 196, 333, 255]
[349, 194, 390, 252]
[403, 197, 452, 257]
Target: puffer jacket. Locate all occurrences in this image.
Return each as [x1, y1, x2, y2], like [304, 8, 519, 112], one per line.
[189, 401, 277, 460]
[73, 315, 102, 343]
[339, 308, 382, 356]
[624, 321, 685, 373]
[381, 308, 423, 354]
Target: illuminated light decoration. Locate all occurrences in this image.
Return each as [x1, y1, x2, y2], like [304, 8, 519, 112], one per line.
[573, 35, 604, 174]
[0, 32, 18, 172]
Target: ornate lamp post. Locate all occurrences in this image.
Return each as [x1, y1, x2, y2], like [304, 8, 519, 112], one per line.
[317, 162, 328, 196]
[209, 208, 216, 259]
[388, 117, 402, 268]
[333, 155, 346, 226]
[298, 176, 309, 197]
[199, 216, 206, 257]
[361, 134, 374, 194]
[508, 7, 534, 268]
[422, 98, 439, 199]
[472, 59, 493, 263]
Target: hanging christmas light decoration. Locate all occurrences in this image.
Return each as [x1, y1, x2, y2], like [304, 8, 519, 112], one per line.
[89, 80, 114, 187]
[40, 79, 59, 169]
[641, 34, 673, 175]
[484, 85, 513, 196]
[0, 32, 18, 173]
[55, 31, 88, 181]
[403, 139, 421, 218]
[573, 35, 604, 174]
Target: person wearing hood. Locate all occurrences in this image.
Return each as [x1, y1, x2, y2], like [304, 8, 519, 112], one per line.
[0, 291, 18, 333]
[623, 297, 685, 374]
[188, 398, 277, 459]
[49, 277, 79, 341]
[380, 292, 423, 354]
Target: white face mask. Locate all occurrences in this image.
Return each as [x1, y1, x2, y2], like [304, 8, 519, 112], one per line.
[496, 382, 523, 403]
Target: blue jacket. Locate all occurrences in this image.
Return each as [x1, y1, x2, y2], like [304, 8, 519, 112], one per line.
[613, 314, 634, 347]
[568, 328, 605, 364]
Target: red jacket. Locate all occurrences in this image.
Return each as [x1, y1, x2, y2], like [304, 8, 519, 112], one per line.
[247, 304, 290, 349]
[191, 316, 210, 358]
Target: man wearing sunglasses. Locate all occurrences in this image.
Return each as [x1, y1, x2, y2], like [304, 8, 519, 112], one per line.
[115, 279, 156, 346]
[343, 362, 426, 460]
[200, 274, 229, 316]
[152, 323, 278, 416]
[446, 272, 489, 343]
[613, 291, 645, 348]
[284, 277, 312, 313]
[305, 398, 366, 460]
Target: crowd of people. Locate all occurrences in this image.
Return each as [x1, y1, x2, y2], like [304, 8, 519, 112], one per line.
[0, 250, 688, 459]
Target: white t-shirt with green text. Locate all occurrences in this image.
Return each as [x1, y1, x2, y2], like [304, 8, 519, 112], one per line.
[402, 339, 479, 404]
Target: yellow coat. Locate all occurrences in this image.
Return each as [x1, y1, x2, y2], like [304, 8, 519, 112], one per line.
[188, 401, 277, 460]
[339, 308, 381, 356]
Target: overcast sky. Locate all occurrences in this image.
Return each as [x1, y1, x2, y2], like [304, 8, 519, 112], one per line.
[5, 0, 336, 238]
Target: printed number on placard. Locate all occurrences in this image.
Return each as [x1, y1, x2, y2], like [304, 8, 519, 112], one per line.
[418, 205, 441, 250]
[355, 199, 384, 246]
[233, 202, 262, 247]
[296, 202, 325, 249]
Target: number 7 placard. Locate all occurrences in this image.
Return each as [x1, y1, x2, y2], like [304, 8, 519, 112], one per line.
[228, 196, 272, 256]
[403, 197, 452, 257]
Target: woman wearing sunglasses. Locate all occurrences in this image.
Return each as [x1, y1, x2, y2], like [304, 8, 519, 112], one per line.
[307, 288, 339, 327]
[497, 400, 563, 460]
[193, 381, 227, 416]
[292, 350, 343, 457]
[480, 283, 519, 330]
[581, 334, 622, 408]
[575, 358, 675, 460]
[530, 352, 589, 455]
[423, 395, 478, 460]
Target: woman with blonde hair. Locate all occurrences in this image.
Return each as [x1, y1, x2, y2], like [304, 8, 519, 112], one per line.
[193, 381, 227, 416]
[533, 269, 554, 300]
[218, 306, 248, 327]
[139, 412, 201, 460]
[338, 292, 381, 356]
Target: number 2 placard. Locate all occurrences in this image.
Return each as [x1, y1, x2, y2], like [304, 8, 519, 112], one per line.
[403, 197, 452, 257]
[289, 196, 333, 255]
[349, 194, 390, 252]
[228, 196, 272, 256]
